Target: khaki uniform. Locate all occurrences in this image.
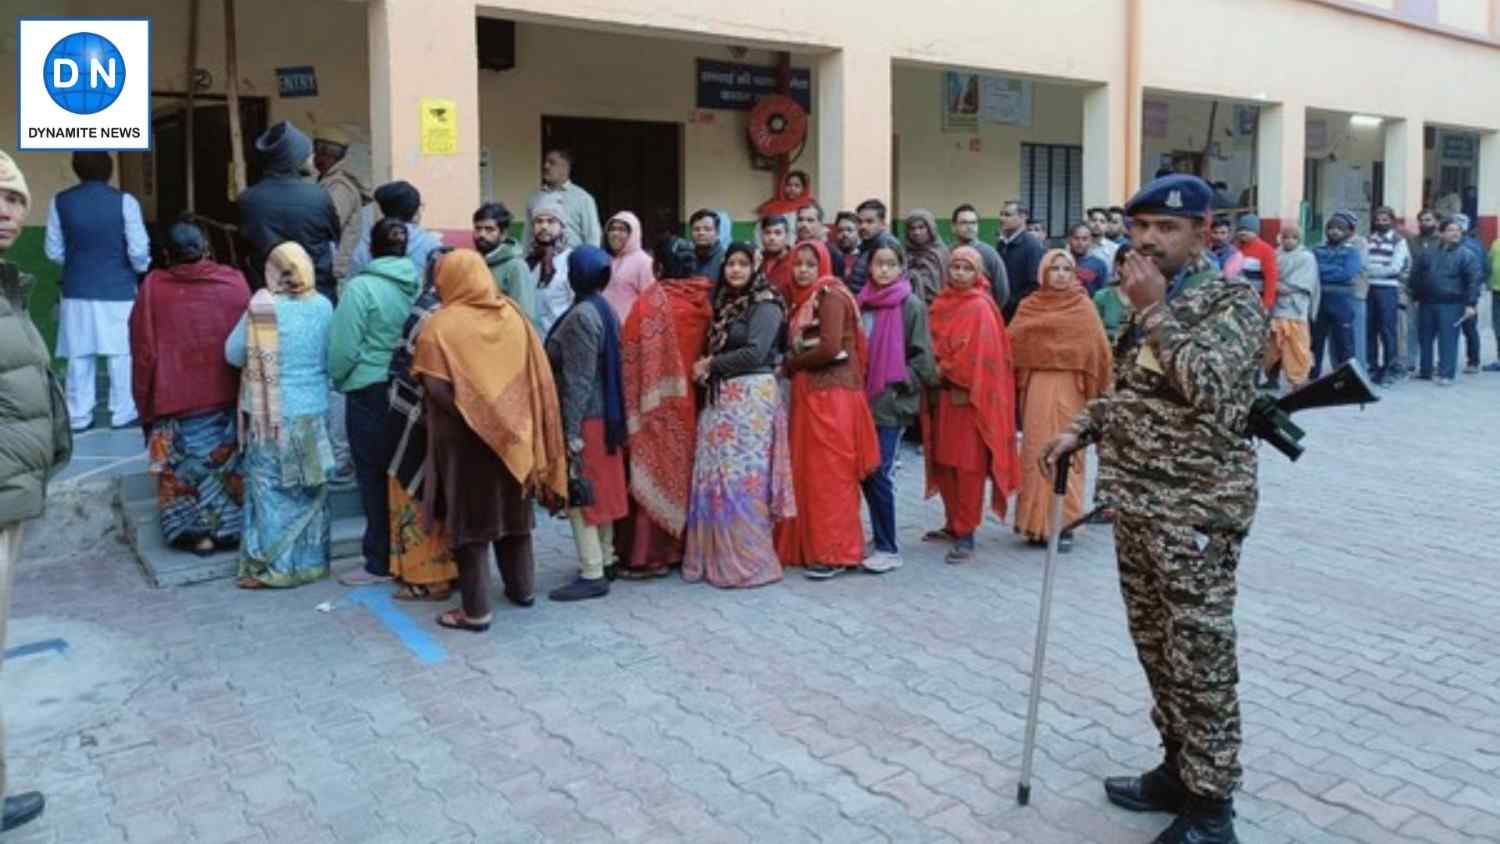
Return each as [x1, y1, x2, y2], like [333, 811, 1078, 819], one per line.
[1070, 254, 1268, 799]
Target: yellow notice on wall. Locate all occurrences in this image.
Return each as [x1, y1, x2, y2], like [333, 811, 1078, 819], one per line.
[420, 97, 458, 156]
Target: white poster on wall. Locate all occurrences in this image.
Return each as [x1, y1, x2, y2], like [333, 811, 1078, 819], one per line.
[978, 76, 1033, 128]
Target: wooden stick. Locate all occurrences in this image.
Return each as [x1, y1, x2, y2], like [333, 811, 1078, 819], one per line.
[184, 0, 199, 212]
[224, 0, 246, 197]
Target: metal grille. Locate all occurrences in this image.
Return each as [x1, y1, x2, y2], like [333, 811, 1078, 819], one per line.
[1020, 143, 1084, 238]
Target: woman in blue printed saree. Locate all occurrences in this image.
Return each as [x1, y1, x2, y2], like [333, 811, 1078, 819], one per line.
[225, 242, 336, 588]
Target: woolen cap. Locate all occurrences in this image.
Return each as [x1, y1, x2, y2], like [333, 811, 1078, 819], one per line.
[0, 150, 30, 207]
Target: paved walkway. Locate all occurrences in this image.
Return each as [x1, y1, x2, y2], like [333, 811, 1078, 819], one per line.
[4, 367, 1499, 843]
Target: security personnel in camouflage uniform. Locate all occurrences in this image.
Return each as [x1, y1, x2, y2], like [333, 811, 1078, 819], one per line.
[1042, 175, 1267, 844]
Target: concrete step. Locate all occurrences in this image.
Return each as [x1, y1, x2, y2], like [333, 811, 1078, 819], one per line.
[114, 473, 367, 588]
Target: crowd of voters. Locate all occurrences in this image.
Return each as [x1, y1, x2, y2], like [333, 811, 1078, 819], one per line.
[8, 119, 1498, 634]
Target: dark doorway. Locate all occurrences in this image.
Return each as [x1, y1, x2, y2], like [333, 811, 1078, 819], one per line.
[152, 97, 269, 228]
[541, 116, 682, 248]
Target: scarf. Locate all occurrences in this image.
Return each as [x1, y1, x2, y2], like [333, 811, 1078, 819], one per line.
[903, 209, 950, 303]
[528, 238, 560, 288]
[240, 242, 315, 445]
[621, 277, 714, 536]
[923, 251, 1020, 518]
[410, 249, 567, 503]
[856, 275, 913, 400]
[709, 272, 777, 355]
[589, 295, 628, 453]
[757, 172, 816, 216]
[1009, 276, 1114, 399]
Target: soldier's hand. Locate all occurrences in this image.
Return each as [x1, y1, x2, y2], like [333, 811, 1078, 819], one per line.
[1120, 251, 1167, 311]
[1040, 432, 1081, 480]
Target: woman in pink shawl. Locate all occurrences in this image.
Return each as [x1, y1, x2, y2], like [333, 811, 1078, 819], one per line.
[603, 211, 655, 323]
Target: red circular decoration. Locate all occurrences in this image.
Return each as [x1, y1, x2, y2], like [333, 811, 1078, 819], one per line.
[748, 94, 807, 157]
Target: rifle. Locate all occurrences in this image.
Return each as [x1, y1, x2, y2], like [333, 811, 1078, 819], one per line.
[1247, 361, 1379, 461]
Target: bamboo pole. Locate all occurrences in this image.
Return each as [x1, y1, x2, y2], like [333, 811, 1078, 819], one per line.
[184, 0, 199, 212]
[224, 0, 246, 197]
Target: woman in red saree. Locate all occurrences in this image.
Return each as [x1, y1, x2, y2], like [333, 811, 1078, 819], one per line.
[923, 245, 1021, 563]
[776, 239, 880, 579]
[1009, 249, 1113, 553]
[615, 236, 715, 577]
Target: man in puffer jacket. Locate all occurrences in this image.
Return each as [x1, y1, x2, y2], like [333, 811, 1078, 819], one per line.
[0, 149, 72, 835]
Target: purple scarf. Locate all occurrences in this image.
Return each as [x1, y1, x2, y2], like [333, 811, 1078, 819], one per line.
[857, 276, 913, 400]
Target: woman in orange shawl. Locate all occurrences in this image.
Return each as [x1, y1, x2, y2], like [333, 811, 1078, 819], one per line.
[410, 249, 567, 632]
[756, 169, 815, 218]
[776, 239, 880, 579]
[615, 236, 715, 578]
[922, 245, 1021, 564]
[1008, 249, 1113, 553]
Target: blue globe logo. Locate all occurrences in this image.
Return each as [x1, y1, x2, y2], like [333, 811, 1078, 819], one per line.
[43, 32, 127, 116]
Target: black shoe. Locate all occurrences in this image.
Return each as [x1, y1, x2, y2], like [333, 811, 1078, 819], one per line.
[1058, 531, 1074, 554]
[1152, 793, 1238, 843]
[506, 591, 535, 608]
[2, 791, 45, 832]
[1104, 762, 1187, 813]
[549, 576, 609, 602]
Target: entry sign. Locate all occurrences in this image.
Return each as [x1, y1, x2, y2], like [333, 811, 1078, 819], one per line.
[696, 59, 812, 113]
[276, 66, 318, 99]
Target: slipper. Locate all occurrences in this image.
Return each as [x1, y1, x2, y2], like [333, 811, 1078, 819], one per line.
[922, 529, 957, 543]
[616, 567, 671, 581]
[236, 576, 266, 590]
[393, 583, 452, 602]
[436, 609, 491, 632]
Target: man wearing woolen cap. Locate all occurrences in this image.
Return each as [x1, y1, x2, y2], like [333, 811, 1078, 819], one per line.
[1042, 174, 1266, 844]
[1231, 213, 1278, 314]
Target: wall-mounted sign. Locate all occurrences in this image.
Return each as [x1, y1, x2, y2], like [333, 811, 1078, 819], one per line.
[275, 66, 318, 99]
[695, 59, 812, 112]
[942, 71, 1033, 133]
[1440, 132, 1476, 162]
[420, 97, 457, 156]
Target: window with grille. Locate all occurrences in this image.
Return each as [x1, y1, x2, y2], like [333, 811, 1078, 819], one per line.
[1019, 143, 1084, 239]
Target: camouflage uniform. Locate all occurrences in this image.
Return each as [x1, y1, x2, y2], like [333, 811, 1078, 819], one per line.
[1068, 253, 1268, 800]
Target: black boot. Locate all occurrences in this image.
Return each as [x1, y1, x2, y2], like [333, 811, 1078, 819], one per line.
[1104, 756, 1187, 813]
[2, 791, 46, 832]
[1153, 793, 1238, 844]
[548, 576, 609, 602]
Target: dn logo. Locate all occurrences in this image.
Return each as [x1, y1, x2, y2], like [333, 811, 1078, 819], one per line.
[43, 32, 127, 115]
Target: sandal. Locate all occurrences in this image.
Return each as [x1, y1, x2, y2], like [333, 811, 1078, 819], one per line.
[616, 566, 671, 581]
[923, 528, 957, 543]
[436, 609, 492, 633]
[393, 583, 453, 602]
[192, 538, 217, 558]
[236, 576, 266, 590]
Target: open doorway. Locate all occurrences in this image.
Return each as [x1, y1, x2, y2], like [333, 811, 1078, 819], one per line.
[152, 95, 270, 227]
[541, 115, 682, 248]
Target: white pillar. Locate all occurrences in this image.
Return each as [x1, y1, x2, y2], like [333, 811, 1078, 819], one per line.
[368, 0, 480, 230]
[817, 48, 891, 212]
[1382, 118, 1425, 225]
[1256, 99, 1305, 236]
[1478, 131, 1500, 243]
[1082, 84, 1124, 207]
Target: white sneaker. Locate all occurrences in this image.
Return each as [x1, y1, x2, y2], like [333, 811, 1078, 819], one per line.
[862, 552, 904, 574]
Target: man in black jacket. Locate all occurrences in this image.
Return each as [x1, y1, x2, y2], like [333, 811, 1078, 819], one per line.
[996, 199, 1044, 321]
[237, 121, 341, 300]
[1410, 216, 1482, 385]
[847, 199, 900, 296]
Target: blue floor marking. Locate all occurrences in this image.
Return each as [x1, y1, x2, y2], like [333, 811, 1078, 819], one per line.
[346, 586, 447, 664]
[3, 638, 69, 661]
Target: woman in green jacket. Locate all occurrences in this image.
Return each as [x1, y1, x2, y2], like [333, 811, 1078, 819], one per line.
[327, 218, 421, 585]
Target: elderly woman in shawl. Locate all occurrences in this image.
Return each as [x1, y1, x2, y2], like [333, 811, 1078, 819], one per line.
[614, 236, 715, 579]
[683, 242, 793, 588]
[903, 209, 950, 304]
[1009, 249, 1113, 553]
[776, 239, 881, 580]
[603, 210, 656, 323]
[544, 246, 630, 602]
[384, 246, 458, 601]
[226, 242, 336, 588]
[132, 221, 251, 556]
[410, 250, 567, 632]
[922, 245, 1021, 564]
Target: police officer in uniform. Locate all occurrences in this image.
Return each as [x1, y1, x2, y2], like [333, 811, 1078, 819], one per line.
[1042, 175, 1267, 844]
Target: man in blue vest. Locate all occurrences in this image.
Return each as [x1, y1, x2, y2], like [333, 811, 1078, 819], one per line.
[44, 152, 150, 432]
